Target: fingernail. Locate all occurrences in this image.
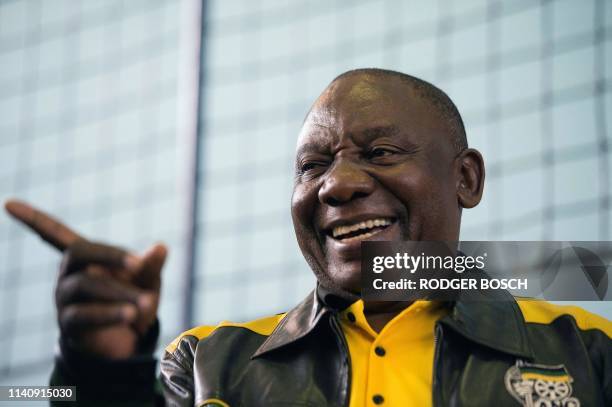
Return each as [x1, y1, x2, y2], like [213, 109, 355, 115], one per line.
[142, 246, 157, 258]
[143, 243, 167, 258]
[122, 305, 137, 321]
[138, 294, 154, 310]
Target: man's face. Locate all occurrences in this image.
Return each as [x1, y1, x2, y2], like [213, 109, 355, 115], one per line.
[291, 74, 464, 295]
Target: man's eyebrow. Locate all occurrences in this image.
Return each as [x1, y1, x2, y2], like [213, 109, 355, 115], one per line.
[358, 125, 401, 141]
[296, 141, 328, 159]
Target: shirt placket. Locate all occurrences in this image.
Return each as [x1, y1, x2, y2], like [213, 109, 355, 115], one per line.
[367, 334, 388, 405]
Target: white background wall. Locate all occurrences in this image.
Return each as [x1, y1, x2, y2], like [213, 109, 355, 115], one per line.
[0, 0, 610, 389]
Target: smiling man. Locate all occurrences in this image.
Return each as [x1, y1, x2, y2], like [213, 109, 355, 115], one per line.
[292, 69, 480, 302]
[5, 68, 612, 407]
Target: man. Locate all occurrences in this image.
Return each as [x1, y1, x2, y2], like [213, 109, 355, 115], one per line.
[5, 68, 611, 406]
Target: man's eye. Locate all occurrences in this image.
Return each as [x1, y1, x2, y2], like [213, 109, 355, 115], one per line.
[368, 147, 395, 159]
[301, 162, 322, 173]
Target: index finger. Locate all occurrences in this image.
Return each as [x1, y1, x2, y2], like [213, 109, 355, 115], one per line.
[4, 199, 82, 252]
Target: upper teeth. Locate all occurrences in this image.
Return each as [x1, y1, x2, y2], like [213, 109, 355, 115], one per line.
[332, 218, 392, 238]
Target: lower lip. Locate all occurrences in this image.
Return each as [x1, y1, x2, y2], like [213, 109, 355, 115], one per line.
[326, 221, 401, 255]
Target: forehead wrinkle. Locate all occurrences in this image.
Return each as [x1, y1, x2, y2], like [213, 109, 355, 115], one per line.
[357, 125, 401, 143]
[306, 102, 340, 128]
[300, 123, 404, 158]
[300, 80, 403, 154]
[297, 118, 342, 155]
[296, 139, 328, 159]
[295, 126, 338, 159]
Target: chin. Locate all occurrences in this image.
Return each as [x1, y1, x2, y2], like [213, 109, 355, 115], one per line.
[328, 263, 362, 295]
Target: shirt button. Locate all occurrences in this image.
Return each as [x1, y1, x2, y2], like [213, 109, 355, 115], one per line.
[347, 312, 356, 322]
[372, 394, 384, 404]
[374, 346, 386, 357]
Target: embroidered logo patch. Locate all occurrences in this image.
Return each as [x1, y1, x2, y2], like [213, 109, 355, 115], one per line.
[505, 361, 580, 407]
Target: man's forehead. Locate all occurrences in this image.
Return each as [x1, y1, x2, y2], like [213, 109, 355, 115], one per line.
[297, 110, 396, 150]
[330, 75, 391, 106]
[311, 75, 399, 120]
[298, 74, 432, 148]
[299, 77, 401, 138]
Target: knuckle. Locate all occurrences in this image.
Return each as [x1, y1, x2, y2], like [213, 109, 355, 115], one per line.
[57, 274, 88, 305]
[60, 250, 74, 271]
[97, 242, 127, 262]
[85, 265, 106, 278]
[61, 239, 90, 271]
[59, 306, 80, 330]
[82, 239, 127, 267]
[67, 238, 90, 255]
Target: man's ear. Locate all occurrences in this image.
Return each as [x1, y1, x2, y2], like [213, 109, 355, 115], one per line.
[456, 148, 485, 209]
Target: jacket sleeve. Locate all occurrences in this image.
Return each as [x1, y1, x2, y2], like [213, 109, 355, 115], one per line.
[159, 335, 199, 407]
[49, 322, 164, 406]
[580, 327, 612, 404]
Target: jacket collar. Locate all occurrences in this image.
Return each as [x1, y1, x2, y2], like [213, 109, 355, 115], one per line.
[252, 283, 534, 360]
[251, 284, 347, 359]
[439, 287, 534, 360]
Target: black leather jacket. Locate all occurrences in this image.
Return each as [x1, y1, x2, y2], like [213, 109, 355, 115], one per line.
[158, 287, 611, 407]
[51, 286, 611, 406]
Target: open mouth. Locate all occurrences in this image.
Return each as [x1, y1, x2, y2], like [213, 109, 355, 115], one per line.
[330, 218, 395, 242]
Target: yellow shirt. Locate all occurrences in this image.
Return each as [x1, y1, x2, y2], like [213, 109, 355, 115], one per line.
[340, 300, 449, 407]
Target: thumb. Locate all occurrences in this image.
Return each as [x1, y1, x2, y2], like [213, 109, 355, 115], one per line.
[135, 243, 168, 291]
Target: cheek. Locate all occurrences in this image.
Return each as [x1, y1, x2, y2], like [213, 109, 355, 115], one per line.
[379, 164, 431, 203]
[377, 164, 457, 234]
[410, 174, 459, 238]
[291, 183, 329, 277]
[291, 183, 320, 237]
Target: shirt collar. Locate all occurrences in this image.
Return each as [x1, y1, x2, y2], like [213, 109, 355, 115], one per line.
[340, 299, 447, 339]
[252, 282, 534, 360]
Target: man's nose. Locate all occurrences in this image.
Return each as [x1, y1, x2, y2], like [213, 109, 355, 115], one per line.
[318, 160, 375, 206]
